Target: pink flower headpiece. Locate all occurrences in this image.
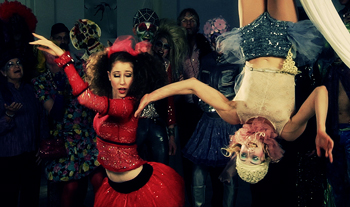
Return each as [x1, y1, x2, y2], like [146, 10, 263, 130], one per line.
[203, 16, 230, 42]
[107, 35, 152, 58]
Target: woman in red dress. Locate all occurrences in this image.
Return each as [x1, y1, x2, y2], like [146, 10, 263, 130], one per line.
[31, 34, 185, 207]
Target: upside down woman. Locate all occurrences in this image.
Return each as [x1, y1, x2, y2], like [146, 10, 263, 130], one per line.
[134, 0, 334, 184]
[31, 34, 184, 206]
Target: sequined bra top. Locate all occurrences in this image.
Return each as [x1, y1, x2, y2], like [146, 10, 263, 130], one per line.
[56, 52, 146, 173]
[241, 12, 292, 61]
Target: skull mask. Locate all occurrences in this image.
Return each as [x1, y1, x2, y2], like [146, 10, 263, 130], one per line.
[70, 19, 101, 51]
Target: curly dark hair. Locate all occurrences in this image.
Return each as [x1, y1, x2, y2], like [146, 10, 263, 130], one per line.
[85, 50, 168, 103]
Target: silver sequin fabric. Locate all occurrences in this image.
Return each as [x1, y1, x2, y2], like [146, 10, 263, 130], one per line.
[241, 12, 292, 61]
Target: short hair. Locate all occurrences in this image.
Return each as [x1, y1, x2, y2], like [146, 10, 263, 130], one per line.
[51, 23, 69, 37]
[177, 8, 200, 27]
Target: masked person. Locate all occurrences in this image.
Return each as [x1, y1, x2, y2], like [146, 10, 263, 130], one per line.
[132, 8, 159, 42]
[70, 19, 105, 62]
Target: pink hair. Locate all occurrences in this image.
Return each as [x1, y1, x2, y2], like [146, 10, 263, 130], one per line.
[230, 117, 284, 162]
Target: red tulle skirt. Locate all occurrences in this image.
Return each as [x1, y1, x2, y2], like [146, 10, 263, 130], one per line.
[94, 162, 185, 207]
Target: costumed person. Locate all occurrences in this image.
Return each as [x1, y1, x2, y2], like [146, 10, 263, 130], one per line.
[193, 16, 242, 207]
[0, 51, 48, 207]
[135, 0, 334, 186]
[70, 19, 105, 62]
[181, 16, 242, 207]
[149, 18, 188, 162]
[133, 8, 160, 42]
[244, 8, 329, 207]
[132, 9, 173, 165]
[30, 33, 185, 207]
[31, 24, 104, 206]
[176, 8, 213, 203]
[0, 0, 38, 81]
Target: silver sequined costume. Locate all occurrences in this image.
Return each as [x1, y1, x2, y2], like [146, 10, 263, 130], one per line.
[217, 12, 324, 134]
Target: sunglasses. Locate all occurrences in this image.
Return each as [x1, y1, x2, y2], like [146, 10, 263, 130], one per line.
[155, 40, 170, 50]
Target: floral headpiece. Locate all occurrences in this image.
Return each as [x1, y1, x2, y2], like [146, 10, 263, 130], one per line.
[0, 0, 37, 32]
[203, 16, 229, 43]
[107, 35, 152, 58]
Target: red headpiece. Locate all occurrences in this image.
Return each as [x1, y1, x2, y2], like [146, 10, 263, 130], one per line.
[0, 0, 38, 32]
[107, 35, 152, 58]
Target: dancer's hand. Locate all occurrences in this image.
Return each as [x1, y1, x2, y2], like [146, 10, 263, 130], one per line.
[315, 130, 334, 163]
[134, 94, 152, 117]
[30, 33, 64, 57]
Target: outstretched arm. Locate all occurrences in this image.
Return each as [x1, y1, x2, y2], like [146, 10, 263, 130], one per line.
[282, 86, 333, 162]
[134, 78, 240, 125]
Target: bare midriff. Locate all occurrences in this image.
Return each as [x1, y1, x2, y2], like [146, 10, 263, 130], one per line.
[248, 56, 285, 70]
[106, 165, 143, 183]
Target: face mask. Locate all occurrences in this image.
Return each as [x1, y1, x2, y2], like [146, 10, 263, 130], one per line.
[136, 22, 157, 42]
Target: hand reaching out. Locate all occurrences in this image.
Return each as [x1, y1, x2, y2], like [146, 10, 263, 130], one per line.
[134, 93, 152, 117]
[30, 33, 65, 57]
[315, 130, 334, 163]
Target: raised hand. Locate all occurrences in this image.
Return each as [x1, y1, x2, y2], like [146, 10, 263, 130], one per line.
[315, 129, 334, 163]
[30, 33, 65, 57]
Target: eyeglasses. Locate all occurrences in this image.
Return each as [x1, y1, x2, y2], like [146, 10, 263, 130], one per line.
[6, 60, 22, 69]
[155, 40, 170, 50]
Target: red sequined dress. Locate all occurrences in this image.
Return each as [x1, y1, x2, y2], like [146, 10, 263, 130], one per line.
[56, 52, 184, 207]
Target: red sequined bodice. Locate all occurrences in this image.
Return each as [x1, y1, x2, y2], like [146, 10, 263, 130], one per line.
[58, 52, 146, 172]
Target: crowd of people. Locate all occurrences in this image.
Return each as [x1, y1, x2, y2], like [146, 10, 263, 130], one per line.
[1, 0, 350, 206]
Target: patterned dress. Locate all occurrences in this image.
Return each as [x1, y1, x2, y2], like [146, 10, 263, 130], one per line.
[32, 62, 99, 182]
